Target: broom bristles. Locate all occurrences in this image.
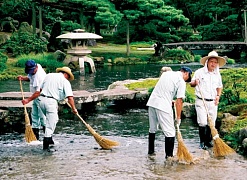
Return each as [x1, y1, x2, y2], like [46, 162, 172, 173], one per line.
[213, 138, 235, 157]
[94, 133, 120, 150]
[176, 130, 194, 163]
[66, 101, 120, 150]
[208, 117, 235, 157]
[20, 80, 37, 143]
[25, 125, 37, 143]
[86, 122, 119, 150]
[24, 107, 37, 143]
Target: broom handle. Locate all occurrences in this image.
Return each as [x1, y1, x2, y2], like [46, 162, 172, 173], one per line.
[65, 101, 91, 130]
[75, 113, 97, 134]
[19, 79, 25, 100]
[19, 80, 31, 125]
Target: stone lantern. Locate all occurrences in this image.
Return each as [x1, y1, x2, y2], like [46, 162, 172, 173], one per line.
[56, 29, 103, 75]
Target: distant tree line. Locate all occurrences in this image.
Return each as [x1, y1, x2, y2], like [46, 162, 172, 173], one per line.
[0, 0, 246, 43]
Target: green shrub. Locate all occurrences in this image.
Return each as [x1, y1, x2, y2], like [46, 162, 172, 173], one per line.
[227, 58, 235, 64]
[239, 52, 247, 63]
[0, 53, 7, 72]
[219, 69, 247, 110]
[3, 32, 48, 56]
[163, 49, 194, 63]
[16, 53, 64, 73]
[0, 62, 6, 73]
[194, 55, 201, 62]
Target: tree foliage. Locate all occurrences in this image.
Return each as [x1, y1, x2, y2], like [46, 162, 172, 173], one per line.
[112, 0, 190, 43]
[165, 0, 247, 41]
[0, 0, 246, 47]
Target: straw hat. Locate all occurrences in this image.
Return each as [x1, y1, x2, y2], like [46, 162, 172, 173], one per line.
[200, 51, 226, 67]
[56, 67, 74, 81]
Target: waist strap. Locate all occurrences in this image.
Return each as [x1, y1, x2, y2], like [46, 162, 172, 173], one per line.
[40, 94, 55, 99]
[196, 95, 214, 101]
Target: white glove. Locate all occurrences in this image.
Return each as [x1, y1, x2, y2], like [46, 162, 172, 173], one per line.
[175, 119, 181, 126]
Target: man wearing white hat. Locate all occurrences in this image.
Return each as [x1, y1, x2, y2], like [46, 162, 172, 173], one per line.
[37, 67, 78, 151]
[190, 51, 226, 150]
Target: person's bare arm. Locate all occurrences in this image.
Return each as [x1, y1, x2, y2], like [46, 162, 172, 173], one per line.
[190, 79, 199, 87]
[17, 75, 29, 81]
[22, 91, 41, 105]
[67, 96, 78, 114]
[215, 87, 222, 105]
[175, 98, 183, 120]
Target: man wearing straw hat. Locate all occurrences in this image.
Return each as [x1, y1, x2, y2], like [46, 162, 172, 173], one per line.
[147, 66, 192, 159]
[17, 60, 46, 141]
[37, 67, 78, 151]
[190, 51, 226, 150]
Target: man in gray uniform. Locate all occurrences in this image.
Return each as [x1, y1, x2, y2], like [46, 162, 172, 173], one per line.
[147, 66, 192, 159]
[38, 67, 78, 151]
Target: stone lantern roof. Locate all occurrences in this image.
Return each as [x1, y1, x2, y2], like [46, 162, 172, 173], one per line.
[56, 29, 103, 56]
[56, 29, 103, 40]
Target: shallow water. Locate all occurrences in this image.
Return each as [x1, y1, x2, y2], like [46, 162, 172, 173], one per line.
[0, 107, 246, 180]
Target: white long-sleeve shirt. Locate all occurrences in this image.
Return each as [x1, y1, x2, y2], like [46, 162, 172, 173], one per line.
[191, 67, 223, 99]
[146, 71, 186, 113]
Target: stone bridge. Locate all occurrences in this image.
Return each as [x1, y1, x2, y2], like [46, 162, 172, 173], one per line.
[162, 41, 247, 59]
[0, 89, 147, 134]
[0, 79, 196, 134]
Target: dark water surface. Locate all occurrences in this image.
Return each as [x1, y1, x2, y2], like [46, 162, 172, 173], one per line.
[0, 64, 247, 179]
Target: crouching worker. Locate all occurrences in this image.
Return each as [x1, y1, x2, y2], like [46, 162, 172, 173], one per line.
[18, 60, 47, 141]
[146, 66, 192, 159]
[38, 67, 78, 151]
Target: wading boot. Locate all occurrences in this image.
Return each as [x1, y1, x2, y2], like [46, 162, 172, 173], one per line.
[49, 137, 55, 146]
[42, 126, 46, 133]
[205, 125, 213, 148]
[32, 128, 39, 141]
[199, 126, 207, 150]
[43, 137, 50, 151]
[148, 133, 155, 155]
[165, 137, 175, 159]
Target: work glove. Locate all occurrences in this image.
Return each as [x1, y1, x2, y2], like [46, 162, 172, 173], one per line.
[175, 119, 181, 127]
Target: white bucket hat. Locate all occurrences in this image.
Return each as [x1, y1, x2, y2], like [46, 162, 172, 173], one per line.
[200, 51, 226, 67]
[56, 67, 74, 81]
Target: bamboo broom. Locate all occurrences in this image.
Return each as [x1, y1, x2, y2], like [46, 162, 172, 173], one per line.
[197, 85, 235, 157]
[174, 105, 194, 163]
[66, 101, 119, 150]
[19, 80, 37, 143]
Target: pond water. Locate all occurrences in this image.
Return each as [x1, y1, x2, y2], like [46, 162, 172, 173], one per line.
[0, 63, 200, 93]
[0, 64, 247, 179]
